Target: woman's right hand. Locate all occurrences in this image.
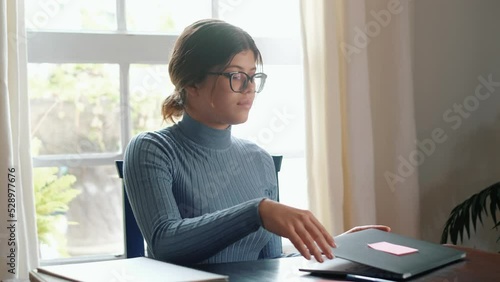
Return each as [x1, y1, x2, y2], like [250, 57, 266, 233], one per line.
[258, 199, 335, 262]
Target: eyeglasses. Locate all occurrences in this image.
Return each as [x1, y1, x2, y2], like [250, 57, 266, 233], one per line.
[207, 71, 267, 93]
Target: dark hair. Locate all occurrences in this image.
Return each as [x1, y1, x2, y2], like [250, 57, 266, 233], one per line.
[162, 19, 263, 122]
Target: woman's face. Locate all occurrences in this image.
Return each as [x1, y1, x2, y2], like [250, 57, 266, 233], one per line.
[186, 50, 257, 130]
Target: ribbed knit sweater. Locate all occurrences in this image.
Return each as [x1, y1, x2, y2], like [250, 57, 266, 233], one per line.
[123, 113, 282, 265]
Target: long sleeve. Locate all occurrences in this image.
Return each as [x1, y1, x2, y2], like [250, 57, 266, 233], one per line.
[258, 234, 283, 259]
[123, 129, 276, 265]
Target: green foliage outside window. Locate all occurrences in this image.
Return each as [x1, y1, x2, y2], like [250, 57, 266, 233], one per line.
[32, 137, 81, 257]
[29, 63, 167, 258]
[34, 167, 80, 256]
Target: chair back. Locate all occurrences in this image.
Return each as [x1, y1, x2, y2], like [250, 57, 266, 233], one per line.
[115, 155, 283, 258]
[272, 156, 282, 202]
[116, 160, 145, 258]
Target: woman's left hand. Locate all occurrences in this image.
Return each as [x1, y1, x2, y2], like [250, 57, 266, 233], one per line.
[338, 225, 391, 237]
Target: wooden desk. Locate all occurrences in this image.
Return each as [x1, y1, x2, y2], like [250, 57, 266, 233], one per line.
[30, 246, 499, 281]
[193, 246, 500, 282]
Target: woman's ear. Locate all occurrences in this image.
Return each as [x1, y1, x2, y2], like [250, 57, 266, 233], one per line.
[185, 85, 199, 97]
[187, 83, 208, 99]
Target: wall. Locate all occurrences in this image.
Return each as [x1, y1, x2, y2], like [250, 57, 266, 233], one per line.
[414, 0, 500, 251]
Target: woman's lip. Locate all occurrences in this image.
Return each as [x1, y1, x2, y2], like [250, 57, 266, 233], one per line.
[237, 101, 253, 109]
[237, 100, 253, 106]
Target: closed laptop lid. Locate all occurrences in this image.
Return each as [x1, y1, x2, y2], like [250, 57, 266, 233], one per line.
[331, 229, 466, 279]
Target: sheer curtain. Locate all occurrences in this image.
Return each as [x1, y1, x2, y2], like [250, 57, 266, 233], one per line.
[301, 0, 420, 238]
[1, 0, 39, 280]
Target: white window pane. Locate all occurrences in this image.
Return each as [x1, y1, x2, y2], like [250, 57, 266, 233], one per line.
[65, 165, 124, 258]
[25, 0, 116, 31]
[126, 0, 211, 34]
[35, 165, 124, 259]
[233, 65, 305, 155]
[219, 0, 301, 38]
[29, 64, 120, 155]
[278, 157, 309, 210]
[129, 64, 174, 134]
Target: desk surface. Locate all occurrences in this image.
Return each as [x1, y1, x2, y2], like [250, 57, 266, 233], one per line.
[193, 245, 500, 282]
[31, 246, 500, 282]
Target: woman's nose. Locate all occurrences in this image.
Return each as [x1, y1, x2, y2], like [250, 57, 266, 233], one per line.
[243, 80, 256, 94]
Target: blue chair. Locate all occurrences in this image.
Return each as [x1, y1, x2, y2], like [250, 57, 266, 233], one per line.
[115, 155, 283, 258]
[115, 160, 144, 258]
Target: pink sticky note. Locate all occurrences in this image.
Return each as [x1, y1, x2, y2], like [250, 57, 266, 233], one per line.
[367, 241, 418, 256]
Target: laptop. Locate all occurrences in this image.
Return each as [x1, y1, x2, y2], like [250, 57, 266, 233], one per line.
[299, 229, 466, 281]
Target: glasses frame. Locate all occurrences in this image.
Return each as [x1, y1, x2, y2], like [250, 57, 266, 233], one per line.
[207, 71, 268, 93]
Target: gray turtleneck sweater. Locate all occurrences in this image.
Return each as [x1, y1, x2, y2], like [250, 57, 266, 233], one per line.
[123, 113, 282, 265]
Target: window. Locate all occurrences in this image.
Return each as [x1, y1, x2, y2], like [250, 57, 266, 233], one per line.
[27, 0, 306, 262]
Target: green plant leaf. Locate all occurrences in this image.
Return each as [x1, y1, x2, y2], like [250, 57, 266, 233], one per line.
[475, 191, 487, 227]
[442, 182, 500, 247]
[493, 221, 500, 229]
[470, 194, 480, 231]
[496, 185, 500, 211]
[458, 208, 466, 243]
[450, 211, 460, 244]
[441, 215, 453, 244]
[463, 203, 471, 240]
[490, 184, 499, 227]
[34, 167, 81, 255]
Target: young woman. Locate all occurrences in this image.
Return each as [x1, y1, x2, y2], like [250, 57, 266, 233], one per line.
[124, 19, 388, 265]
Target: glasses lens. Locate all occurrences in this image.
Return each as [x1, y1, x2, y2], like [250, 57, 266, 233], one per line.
[229, 72, 267, 93]
[230, 72, 246, 92]
[253, 74, 266, 93]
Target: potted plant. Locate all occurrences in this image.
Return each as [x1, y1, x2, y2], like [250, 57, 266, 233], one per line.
[440, 182, 500, 252]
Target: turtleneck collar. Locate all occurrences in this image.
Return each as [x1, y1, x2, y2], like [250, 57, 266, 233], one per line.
[177, 112, 232, 150]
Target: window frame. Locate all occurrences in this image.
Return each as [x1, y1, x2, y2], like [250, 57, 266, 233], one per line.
[27, 0, 303, 264]
[27, 33, 301, 169]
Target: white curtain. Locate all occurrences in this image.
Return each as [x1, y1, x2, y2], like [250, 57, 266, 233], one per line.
[1, 0, 39, 280]
[301, 0, 420, 238]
